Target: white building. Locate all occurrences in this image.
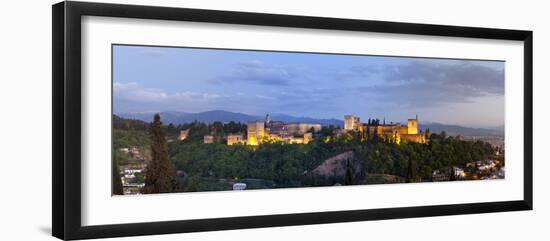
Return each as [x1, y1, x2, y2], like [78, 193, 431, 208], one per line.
[233, 182, 247, 190]
[453, 166, 466, 178]
[344, 115, 360, 131]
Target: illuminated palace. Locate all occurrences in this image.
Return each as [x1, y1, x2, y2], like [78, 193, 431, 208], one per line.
[246, 114, 320, 146]
[344, 114, 426, 144]
[189, 113, 426, 146]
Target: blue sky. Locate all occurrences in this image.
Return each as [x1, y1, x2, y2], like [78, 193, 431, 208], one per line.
[113, 45, 505, 128]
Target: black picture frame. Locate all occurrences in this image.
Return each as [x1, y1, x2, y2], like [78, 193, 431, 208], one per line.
[52, 1, 533, 240]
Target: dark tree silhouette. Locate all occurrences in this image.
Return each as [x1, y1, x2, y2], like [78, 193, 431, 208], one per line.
[372, 127, 379, 143]
[366, 126, 371, 141]
[143, 114, 177, 194]
[112, 158, 123, 195]
[425, 128, 431, 140]
[344, 159, 354, 185]
[406, 157, 416, 183]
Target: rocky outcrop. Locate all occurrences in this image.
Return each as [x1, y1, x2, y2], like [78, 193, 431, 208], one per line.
[311, 151, 365, 184]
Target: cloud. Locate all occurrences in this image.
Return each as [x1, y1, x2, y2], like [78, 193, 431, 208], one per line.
[355, 82, 479, 109]
[113, 82, 168, 102]
[113, 82, 282, 113]
[330, 60, 504, 108]
[207, 60, 301, 86]
[113, 52, 504, 127]
[113, 82, 221, 103]
[380, 60, 504, 95]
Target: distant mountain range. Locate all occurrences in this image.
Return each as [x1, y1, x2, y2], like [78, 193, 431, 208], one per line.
[420, 122, 503, 137]
[117, 110, 344, 127]
[116, 110, 503, 137]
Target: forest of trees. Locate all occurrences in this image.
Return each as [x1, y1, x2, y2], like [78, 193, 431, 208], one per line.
[113, 115, 503, 193]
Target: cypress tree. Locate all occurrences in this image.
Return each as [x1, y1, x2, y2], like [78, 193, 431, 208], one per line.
[406, 158, 416, 183]
[425, 128, 431, 140]
[112, 157, 123, 195]
[344, 159, 354, 185]
[366, 126, 371, 142]
[143, 114, 177, 194]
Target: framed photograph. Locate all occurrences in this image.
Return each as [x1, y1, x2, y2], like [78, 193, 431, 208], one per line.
[52, 1, 533, 240]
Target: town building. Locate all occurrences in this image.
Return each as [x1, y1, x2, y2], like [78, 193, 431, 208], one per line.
[246, 114, 320, 145]
[453, 166, 466, 179]
[233, 182, 247, 190]
[227, 134, 246, 145]
[284, 123, 321, 135]
[203, 135, 214, 144]
[344, 115, 360, 131]
[178, 129, 189, 141]
[247, 121, 266, 146]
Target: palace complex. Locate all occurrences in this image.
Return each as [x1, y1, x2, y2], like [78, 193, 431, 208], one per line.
[344, 114, 426, 144]
[246, 114, 320, 145]
[177, 113, 426, 145]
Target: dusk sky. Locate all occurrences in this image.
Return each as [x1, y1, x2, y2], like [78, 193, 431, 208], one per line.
[113, 45, 505, 128]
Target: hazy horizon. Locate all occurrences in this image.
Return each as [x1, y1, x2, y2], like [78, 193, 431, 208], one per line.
[113, 45, 505, 128]
[114, 109, 505, 130]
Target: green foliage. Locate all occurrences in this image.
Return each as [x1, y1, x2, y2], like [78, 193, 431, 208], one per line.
[169, 124, 499, 191]
[113, 129, 151, 166]
[113, 114, 149, 131]
[134, 172, 145, 183]
[113, 129, 151, 150]
[167, 120, 247, 142]
[114, 115, 501, 192]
